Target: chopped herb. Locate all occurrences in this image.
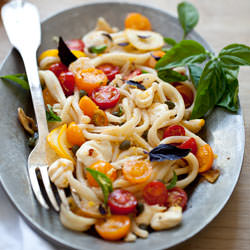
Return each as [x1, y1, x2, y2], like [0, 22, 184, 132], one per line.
[72, 145, 80, 155]
[46, 104, 62, 122]
[165, 100, 176, 109]
[119, 140, 131, 150]
[118, 42, 129, 46]
[98, 204, 107, 215]
[167, 171, 177, 189]
[137, 34, 150, 39]
[89, 45, 107, 54]
[126, 80, 146, 90]
[28, 132, 38, 148]
[0, 73, 29, 90]
[141, 70, 149, 74]
[112, 105, 123, 117]
[58, 37, 77, 67]
[102, 33, 113, 41]
[79, 89, 88, 98]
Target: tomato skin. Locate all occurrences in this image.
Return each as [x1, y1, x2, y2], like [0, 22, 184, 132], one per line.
[125, 13, 151, 30]
[97, 64, 120, 81]
[65, 39, 85, 51]
[124, 68, 142, 80]
[95, 215, 130, 241]
[49, 62, 68, 77]
[179, 138, 197, 155]
[196, 144, 214, 173]
[167, 187, 188, 210]
[91, 86, 120, 110]
[108, 189, 137, 215]
[163, 125, 185, 139]
[58, 71, 75, 96]
[175, 84, 194, 108]
[143, 181, 168, 206]
[66, 122, 85, 146]
[42, 88, 56, 106]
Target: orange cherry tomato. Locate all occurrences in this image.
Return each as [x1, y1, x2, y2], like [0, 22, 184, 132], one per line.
[79, 96, 99, 118]
[95, 215, 131, 241]
[125, 13, 151, 30]
[196, 144, 214, 173]
[175, 84, 194, 108]
[66, 122, 85, 146]
[75, 68, 108, 95]
[87, 160, 117, 187]
[146, 50, 166, 68]
[122, 160, 152, 184]
[92, 109, 109, 126]
[42, 88, 56, 106]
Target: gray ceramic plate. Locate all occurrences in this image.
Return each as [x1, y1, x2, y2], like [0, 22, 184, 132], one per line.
[0, 2, 245, 250]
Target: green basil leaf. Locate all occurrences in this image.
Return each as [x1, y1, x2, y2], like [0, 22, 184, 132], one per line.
[0, 73, 29, 90]
[191, 60, 226, 119]
[164, 37, 177, 46]
[219, 44, 250, 66]
[155, 40, 207, 70]
[85, 168, 113, 204]
[178, 1, 199, 38]
[89, 45, 107, 54]
[158, 69, 187, 83]
[217, 66, 239, 112]
[167, 171, 177, 189]
[46, 104, 62, 122]
[188, 64, 203, 88]
[141, 70, 149, 74]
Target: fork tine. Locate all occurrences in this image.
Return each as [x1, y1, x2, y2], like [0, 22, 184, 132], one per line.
[57, 188, 68, 207]
[28, 168, 49, 209]
[39, 167, 59, 211]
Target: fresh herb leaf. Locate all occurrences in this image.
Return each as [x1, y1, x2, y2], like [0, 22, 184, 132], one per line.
[112, 105, 123, 117]
[155, 40, 207, 70]
[178, 1, 199, 38]
[46, 104, 62, 122]
[219, 43, 250, 66]
[85, 168, 113, 204]
[147, 144, 190, 162]
[191, 60, 226, 119]
[158, 69, 188, 83]
[188, 64, 203, 88]
[164, 37, 177, 46]
[0, 73, 29, 90]
[167, 171, 177, 189]
[58, 37, 77, 67]
[141, 70, 149, 74]
[126, 80, 146, 90]
[89, 45, 107, 54]
[217, 66, 239, 112]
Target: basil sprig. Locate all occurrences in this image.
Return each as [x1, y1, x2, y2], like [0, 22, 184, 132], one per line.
[164, 37, 177, 47]
[86, 168, 113, 204]
[167, 171, 177, 190]
[158, 69, 187, 83]
[46, 104, 62, 122]
[0, 73, 29, 90]
[188, 64, 203, 88]
[89, 45, 107, 54]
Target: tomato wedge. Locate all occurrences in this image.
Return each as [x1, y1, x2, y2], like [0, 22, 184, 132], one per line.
[179, 138, 197, 155]
[196, 144, 214, 173]
[163, 125, 185, 139]
[108, 189, 137, 215]
[97, 63, 120, 81]
[49, 62, 68, 77]
[91, 86, 120, 110]
[58, 71, 75, 96]
[95, 215, 131, 241]
[65, 39, 85, 52]
[124, 68, 142, 80]
[175, 84, 194, 108]
[167, 187, 188, 210]
[66, 122, 85, 146]
[143, 181, 168, 206]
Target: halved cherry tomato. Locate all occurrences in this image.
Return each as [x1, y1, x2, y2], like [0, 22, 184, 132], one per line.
[124, 68, 142, 81]
[143, 181, 168, 206]
[92, 109, 109, 126]
[66, 122, 85, 146]
[97, 63, 120, 81]
[92, 86, 120, 110]
[175, 84, 194, 108]
[146, 50, 166, 68]
[79, 96, 99, 118]
[163, 125, 185, 139]
[108, 189, 137, 214]
[49, 62, 68, 77]
[58, 71, 75, 96]
[125, 13, 151, 30]
[179, 138, 197, 155]
[167, 187, 188, 210]
[123, 160, 152, 184]
[95, 215, 130, 241]
[75, 68, 108, 95]
[65, 39, 85, 52]
[87, 160, 117, 187]
[42, 88, 56, 106]
[196, 144, 214, 173]
[38, 49, 58, 63]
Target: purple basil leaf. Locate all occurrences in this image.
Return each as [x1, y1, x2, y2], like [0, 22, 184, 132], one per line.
[126, 80, 146, 90]
[58, 37, 77, 66]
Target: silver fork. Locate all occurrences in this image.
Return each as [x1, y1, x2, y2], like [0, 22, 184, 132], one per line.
[1, 0, 63, 211]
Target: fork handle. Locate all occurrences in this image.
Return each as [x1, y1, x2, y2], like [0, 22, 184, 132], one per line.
[20, 49, 48, 139]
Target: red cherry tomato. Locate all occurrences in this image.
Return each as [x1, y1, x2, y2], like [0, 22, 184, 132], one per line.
[167, 187, 188, 210]
[91, 86, 120, 110]
[179, 138, 197, 155]
[175, 84, 194, 108]
[108, 189, 137, 215]
[58, 71, 75, 96]
[124, 68, 142, 80]
[65, 39, 85, 51]
[163, 125, 185, 139]
[49, 62, 68, 77]
[97, 64, 120, 81]
[143, 181, 168, 206]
